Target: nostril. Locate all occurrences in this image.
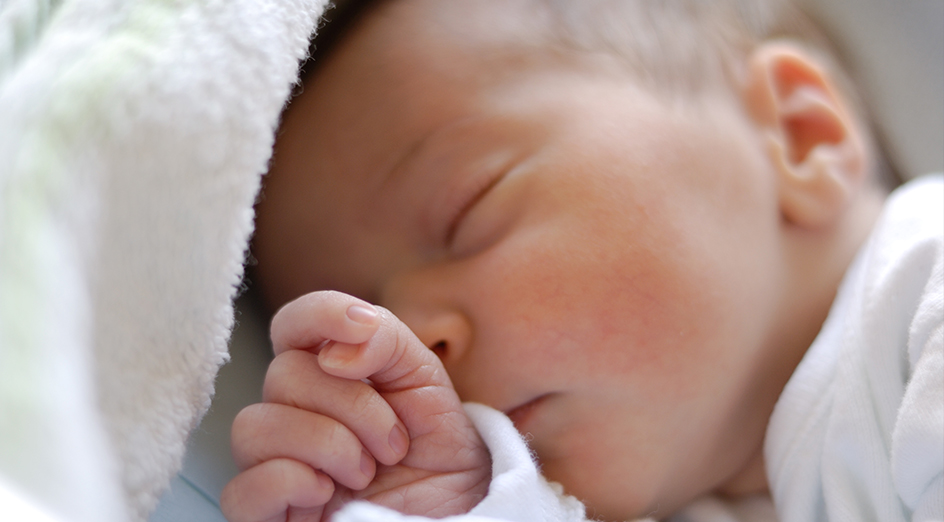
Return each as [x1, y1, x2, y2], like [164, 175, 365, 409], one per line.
[430, 340, 447, 360]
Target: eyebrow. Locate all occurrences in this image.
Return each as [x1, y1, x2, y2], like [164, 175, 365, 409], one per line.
[376, 112, 489, 192]
[378, 127, 438, 192]
[363, 117, 479, 248]
[370, 114, 515, 244]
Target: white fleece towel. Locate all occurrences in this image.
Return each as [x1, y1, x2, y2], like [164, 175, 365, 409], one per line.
[0, 0, 327, 520]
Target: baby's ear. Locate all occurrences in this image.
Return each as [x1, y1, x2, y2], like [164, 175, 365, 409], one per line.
[743, 42, 867, 229]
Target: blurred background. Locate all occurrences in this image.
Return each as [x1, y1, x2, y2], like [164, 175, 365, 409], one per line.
[798, 0, 943, 179]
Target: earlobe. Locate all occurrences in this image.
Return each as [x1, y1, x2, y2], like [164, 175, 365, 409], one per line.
[743, 42, 867, 229]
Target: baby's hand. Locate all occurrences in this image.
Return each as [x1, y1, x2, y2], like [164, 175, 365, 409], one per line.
[221, 291, 490, 522]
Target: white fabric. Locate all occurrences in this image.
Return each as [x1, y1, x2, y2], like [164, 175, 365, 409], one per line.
[765, 175, 944, 522]
[0, 1, 327, 521]
[0, 477, 65, 522]
[670, 495, 778, 522]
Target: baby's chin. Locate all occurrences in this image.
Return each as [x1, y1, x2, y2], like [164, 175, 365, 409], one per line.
[537, 454, 688, 521]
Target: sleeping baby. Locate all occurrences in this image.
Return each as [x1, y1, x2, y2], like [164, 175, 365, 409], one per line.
[220, 0, 943, 520]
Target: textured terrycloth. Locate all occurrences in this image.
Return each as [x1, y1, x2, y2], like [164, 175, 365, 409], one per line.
[0, 0, 327, 520]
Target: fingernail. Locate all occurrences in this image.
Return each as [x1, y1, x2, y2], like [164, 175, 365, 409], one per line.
[346, 303, 378, 325]
[319, 343, 358, 369]
[389, 424, 409, 456]
[360, 449, 375, 477]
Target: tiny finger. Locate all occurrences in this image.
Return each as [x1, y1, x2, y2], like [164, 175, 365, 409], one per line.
[271, 291, 381, 356]
[231, 403, 376, 490]
[220, 458, 332, 522]
[264, 349, 410, 466]
[317, 307, 454, 393]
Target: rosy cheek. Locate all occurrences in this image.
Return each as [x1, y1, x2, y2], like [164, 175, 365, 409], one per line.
[479, 210, 716, 391]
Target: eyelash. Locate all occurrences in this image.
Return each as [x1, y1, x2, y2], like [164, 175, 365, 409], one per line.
[444, 170, 506, 247]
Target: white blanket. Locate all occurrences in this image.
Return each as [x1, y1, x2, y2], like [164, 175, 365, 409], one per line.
[0, 0, 326, 520]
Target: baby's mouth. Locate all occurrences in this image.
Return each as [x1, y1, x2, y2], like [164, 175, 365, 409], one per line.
[503, 394, 551, 431]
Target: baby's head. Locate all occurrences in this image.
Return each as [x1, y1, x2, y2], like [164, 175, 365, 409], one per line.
[252, 0, 888, 518]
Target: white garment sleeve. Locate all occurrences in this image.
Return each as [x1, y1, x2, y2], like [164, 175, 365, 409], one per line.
[332, 403, 593, 522]
[892, 250, 944, 522]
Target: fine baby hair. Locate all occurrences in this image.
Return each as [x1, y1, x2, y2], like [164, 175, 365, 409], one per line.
[298, 0, 896, 190]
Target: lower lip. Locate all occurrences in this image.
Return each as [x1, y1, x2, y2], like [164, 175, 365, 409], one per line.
[505, 395, 550, 430]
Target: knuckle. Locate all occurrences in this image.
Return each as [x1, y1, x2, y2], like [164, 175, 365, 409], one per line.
[231, 404, 265, 440]
[348, 385, 385, 424]
[263, 350, 312, 403]
[219, 482, 245, 522]
[270, 301, 295, 338]
[320, 289, 346, 302]
[306, 289, 345, 311]
[330, 421, 365, 462]
[230, 404, 274, 468]
[322, 420, 353, 454]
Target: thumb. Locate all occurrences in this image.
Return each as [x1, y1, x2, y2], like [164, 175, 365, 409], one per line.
[317, 306, 456, 393]
[319, 307, 481, 460]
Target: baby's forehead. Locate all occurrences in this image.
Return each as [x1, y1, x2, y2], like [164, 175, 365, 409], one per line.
[262, 0, 753, 299]
[316, 0, 564, 75]
[314, 0, 744, 113]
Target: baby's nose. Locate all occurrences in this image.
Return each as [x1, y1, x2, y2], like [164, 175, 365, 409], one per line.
[396, 309, 473, 368]
[379, 268, 474, 368]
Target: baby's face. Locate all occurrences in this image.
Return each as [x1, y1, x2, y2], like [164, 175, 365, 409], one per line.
[256, 0, 791, 518]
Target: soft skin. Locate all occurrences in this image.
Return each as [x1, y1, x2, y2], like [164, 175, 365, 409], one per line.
[245, 0, 885, 519]
[221, 292, 490, 521]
